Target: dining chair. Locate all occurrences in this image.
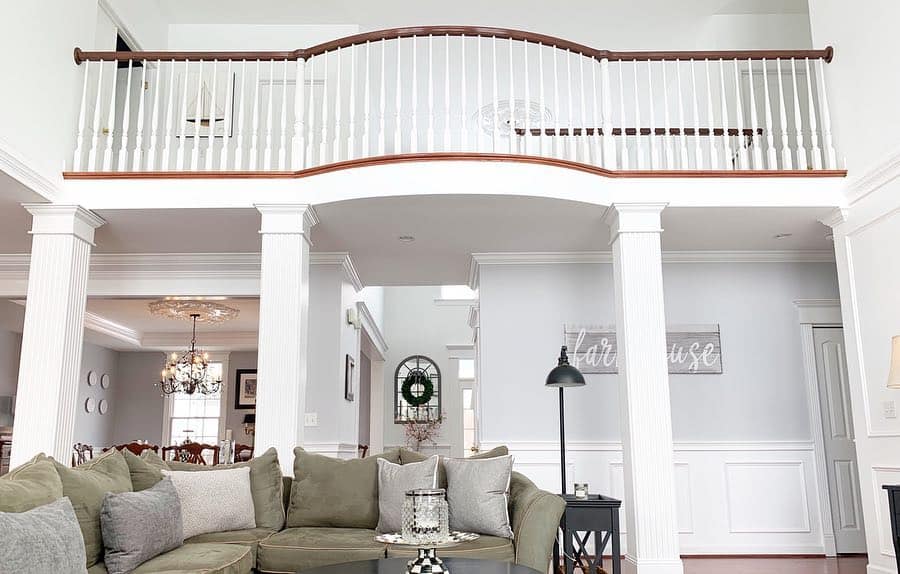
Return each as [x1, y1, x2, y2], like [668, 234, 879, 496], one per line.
[72, 443, 94, 467]
[103, 442, 159, 456]
[163, 442, 220, 465]
[234, 443, 254, 462]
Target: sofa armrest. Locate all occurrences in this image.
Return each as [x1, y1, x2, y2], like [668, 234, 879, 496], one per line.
[509, 471, 565, 573]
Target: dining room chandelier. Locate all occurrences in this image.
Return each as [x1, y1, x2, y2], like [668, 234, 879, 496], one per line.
[158, 313, 221, 396]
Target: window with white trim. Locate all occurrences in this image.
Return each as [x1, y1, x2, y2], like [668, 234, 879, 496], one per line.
[167, 362, 224, 446]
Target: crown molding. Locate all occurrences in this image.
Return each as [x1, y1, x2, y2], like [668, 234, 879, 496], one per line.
[356, 301, 388, 357]
[311, 252, 363, 291]
[141, 330, 258, 351]
[0, 136, 62, 202]
[819, 208, 848, 229]
[84, 311, 142, 347]
[845, 146, 900, 206]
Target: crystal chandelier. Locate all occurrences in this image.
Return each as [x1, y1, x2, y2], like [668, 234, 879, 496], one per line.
[157, 313, 221, 396]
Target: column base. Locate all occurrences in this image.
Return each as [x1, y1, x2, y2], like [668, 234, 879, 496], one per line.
[623, 555, 684, 574]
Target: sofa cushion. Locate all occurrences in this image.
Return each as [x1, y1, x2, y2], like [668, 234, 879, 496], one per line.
[86, 542, 253, 574]
[162, 447, 286, 530]
[0, 497, 87, 574]
[122, 449, 167, 492]
[286, 448, 401, 529]
[399, 446, 509, 488]
[386, 534, 514, 562]
[445, 455, 514, 538]
[0, 453, 62, 512]
[376, 455, 439, 533]
[53, 449, 133, 568]
[162, 467, 256, 539]
[258, 527, 386, 572]
[186, 527, 276, 564]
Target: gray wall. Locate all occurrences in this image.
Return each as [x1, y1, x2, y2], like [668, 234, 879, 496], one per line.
[73, 342, 120, 448]
[111, 351, 167, 445]
[0, 329, 20, 427]
[225, 351, 257, 444]
[478, 261, 841, 444]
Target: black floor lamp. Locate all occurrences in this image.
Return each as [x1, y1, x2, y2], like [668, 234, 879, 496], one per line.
[546, 345, 586, 495]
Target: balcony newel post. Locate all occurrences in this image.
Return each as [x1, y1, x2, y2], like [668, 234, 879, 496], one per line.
[291, 56, 307, 170]
[600, 57, 616, 169]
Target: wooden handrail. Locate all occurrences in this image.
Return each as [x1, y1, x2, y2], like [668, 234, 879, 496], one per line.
[74, 26, 834, 64]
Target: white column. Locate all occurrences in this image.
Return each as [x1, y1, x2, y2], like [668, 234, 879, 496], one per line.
[10, 205, 105, 468]
[255, 204, 319, 474]
[605, 203, 683, 574]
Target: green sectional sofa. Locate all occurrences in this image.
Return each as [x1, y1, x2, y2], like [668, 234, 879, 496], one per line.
[0, 446, 565, 574]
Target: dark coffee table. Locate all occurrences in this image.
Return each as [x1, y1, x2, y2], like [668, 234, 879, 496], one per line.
[298, 558, 541, 574]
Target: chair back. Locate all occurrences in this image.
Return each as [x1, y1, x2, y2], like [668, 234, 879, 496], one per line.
[103, 442, 159, 456]
[72, 443, 94, 467]
[234, 443, 254, 462]
[358, 444, 369, 458]
[163, 442, 220, 465]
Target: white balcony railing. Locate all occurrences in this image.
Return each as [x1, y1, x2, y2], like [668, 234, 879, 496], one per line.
[71, 27, 838, 174]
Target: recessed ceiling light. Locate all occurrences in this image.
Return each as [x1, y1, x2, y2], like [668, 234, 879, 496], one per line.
[773, 233, 793, 240]
[398, 235, 415, 243]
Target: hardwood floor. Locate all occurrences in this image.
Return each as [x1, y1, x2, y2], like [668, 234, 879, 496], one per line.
[682, 556, 868, 574]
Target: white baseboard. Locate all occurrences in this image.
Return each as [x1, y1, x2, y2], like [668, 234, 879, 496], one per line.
[867, 564, 896, 574]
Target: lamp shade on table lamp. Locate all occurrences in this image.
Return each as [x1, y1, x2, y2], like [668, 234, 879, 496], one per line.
[888, 336, 900, 389]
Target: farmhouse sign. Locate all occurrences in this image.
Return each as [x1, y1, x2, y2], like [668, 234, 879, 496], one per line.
[564, 324, 723, 374]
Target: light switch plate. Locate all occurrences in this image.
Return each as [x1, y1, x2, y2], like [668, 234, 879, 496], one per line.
[883, 401, 897, 419]
[304, 412, 318, 427]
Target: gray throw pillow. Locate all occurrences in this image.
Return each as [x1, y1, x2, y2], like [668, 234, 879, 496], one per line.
[0, 497, 87, 574]
[100, 477, 183, 574]
[376, 455, 439, 533]
[444, 455, 514, 539]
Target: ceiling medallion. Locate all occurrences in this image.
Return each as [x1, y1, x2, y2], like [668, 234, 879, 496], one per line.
[476, 99, 554, 138]
[148, 299, 240, 323]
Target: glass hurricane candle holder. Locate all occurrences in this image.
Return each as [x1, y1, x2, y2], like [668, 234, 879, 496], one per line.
[401, 489, 449, 544]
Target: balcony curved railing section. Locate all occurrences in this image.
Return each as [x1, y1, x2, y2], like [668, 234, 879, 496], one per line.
[70, 26, 838, 175]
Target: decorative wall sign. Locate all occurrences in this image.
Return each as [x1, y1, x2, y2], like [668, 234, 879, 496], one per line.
[564, 324, 723, 374]
[345, 354, 355, 402]
[234, 369, 257, 410]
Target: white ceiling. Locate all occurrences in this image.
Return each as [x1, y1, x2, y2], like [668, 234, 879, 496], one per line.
[86, 298, 260, 333]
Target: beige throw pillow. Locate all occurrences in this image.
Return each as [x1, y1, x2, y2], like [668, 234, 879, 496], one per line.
[162, 467, 256, 539]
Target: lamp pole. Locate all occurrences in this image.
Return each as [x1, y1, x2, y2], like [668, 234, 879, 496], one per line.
[558, 386, 567, 495]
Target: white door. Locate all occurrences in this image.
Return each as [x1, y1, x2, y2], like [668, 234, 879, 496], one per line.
[813, 327, 866, 553]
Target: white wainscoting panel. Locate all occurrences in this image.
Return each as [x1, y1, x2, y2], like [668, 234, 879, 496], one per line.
[482, 440, 825, 555]
[872, 466, 900, 558]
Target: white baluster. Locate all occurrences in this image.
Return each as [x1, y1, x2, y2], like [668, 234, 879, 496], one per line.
[675, 60, 689, 169]
[492, 36, 500, 153]
[250, 59, 261, 170]
[220, 59, 234, 170]
[732, 59, 747, 169]
[102, 56, 118, 171]
[445, 35, 452, 151]
[646, 60, 658, 169]
[761, 58, 777, 170]
[618, 60, 629, 169]
[88, 59, 104, 171]
[508, 38, 516, 154]
[460, 36, 468, 151]
[264, 59, 275, 169]
[320, 52, 329, 164]
[661, 60, 675, 169]
[236, 60, 248, 170]
[148, 59, 162, 171]
[307, 55, 317, 167]
[552, 48, 561, 158]
[477, 37, 484, 154]
[689, 59, 703, 169]
[429, 35, 436, 152]
[704, 59, 718, 169]
[790, 58, 807, 170]
[73, 60, 90, 170]
[816, 58, 836, 169]
[379, 40, 387, 155]
[805, 58, 822, 170]
[566, 50, 575, 161]
[162, 60, 176, 171]
[117, 60, 133, 172]
[362, 43, 371, 158]
[348, 48, 357, 160]
[579, 53, 588, 163]
[590, 56, 601, 166]
[718, 59, 733, 169]
[278, 59, 288, 169]
[410, 36, 418, 152]
[523, 40, 531, 157]
[334, 48, 343, 162]
[776, 58, 792, 169]
[601, 58, 615, 168]
[394, 41, 402, 153]
[746, 59, 762, 169]
[132, 60, 148, 171]
[633, 59, 645, 169]
[538, 43, 546, 157]
[205, 60, 219, 171]
[190, 60, 203, 170]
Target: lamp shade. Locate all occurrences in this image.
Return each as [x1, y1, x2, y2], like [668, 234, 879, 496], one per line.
[888, 336, 900, 389]
[546, 346, 586, 388]
[242, 413, 256, 424]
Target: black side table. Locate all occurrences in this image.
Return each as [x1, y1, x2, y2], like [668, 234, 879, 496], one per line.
[554, 494, 622, 574]
[884, 485, 900, 570]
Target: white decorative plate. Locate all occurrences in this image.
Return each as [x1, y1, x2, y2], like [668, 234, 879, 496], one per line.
[374, 531, 479, 547]
[100, 374, 110, 389]
[98, 399, 108, 415]
[84, 397, 95, 413]
[87, 371, 98, 386]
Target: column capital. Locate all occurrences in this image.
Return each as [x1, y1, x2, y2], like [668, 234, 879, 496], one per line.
[256, 204, 319, 235]
[603, 202, 667, 244]
[23, 204, 106, 245]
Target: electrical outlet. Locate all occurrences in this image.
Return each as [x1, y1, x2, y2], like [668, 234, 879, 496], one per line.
[304, 412, 318, 427]
[883, 401, 897, 419]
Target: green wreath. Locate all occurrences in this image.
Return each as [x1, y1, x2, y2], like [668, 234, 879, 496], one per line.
[401, 371, 434, 407]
